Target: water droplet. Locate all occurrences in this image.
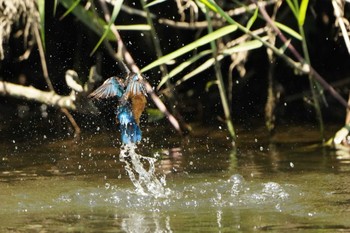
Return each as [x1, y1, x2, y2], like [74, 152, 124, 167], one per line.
[119, 144, 171, 198]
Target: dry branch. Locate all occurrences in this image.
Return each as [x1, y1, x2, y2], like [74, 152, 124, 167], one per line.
[0, 81, 76, 110]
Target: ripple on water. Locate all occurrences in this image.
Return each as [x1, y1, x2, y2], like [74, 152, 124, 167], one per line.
[52, 173, 294, 214]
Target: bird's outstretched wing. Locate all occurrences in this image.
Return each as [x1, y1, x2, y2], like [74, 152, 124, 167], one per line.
[88, 77, 125, 99]
[124, 72, 147, 97]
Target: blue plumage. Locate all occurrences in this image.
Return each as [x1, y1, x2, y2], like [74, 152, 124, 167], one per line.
[88, 72, 146, 144]
[88, 77, 124, 99]
[116, 105, 142, 144]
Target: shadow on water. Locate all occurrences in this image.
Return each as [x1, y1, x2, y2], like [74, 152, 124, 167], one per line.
[1, 123, 350, 232]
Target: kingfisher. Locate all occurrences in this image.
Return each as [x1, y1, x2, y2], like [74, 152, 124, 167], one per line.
[88, 72, 147, 144]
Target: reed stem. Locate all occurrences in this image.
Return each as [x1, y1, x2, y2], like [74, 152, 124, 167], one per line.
[205, 7, 237, 146]
[299, 25, 324, 139]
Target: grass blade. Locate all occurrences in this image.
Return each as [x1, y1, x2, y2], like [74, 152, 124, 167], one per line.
[285, 0, 299, 20]
[157, 49, 212, 89]
[60, 0, 80, 19]
[275, 22, 302, 40]
[176, 39, 265, 86]
[144, 0, 168, 8]
[279, 39, 291, 54]
[54, 0, 58, 15]
[175, 56, 222, 86]
[246, 8, 259, 30]
[59, 0, 116, 41]
[38, 0, 45, 51]
[90, 0, 123, 56]
[298, 0, 309, 26]
[223, 38, 265, 55]
[141, 24, 238, 72]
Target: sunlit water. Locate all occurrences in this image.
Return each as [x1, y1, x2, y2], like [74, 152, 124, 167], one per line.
[1, 124, 350, 232]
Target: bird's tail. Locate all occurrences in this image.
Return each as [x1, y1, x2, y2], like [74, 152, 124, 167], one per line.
[116, 105, 142, 144]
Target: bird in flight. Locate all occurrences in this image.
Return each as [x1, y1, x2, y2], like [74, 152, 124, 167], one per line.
[89, 71, 147, 144]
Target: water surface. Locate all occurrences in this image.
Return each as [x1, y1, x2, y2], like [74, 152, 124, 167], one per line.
[1, 124, 350, 232]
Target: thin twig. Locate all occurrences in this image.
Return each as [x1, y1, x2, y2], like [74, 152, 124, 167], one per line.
[264, 0, 280, 134]
[119, 1, 278, 30]
[332, 0, 350, 55]
[35, 24, 81, 137]
[34, 25, 54, 91]
[140, 0, 190, 133]
[252, 0, 350, 110]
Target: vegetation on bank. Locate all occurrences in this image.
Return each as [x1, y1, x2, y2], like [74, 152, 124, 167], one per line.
[1, 0, 350, 149]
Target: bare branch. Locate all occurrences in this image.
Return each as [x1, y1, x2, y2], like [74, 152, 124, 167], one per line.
[0, 81, 76, 110]
[332, 0, 350, 55]
[253, 0, 350, 110]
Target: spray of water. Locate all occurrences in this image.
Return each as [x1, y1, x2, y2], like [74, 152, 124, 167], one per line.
[119, 144, 171, 198]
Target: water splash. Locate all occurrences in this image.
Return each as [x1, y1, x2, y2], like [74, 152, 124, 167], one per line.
[119, 144, 171, 198]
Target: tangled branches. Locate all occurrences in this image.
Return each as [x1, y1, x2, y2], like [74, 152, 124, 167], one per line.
[0, 0, 40, 60]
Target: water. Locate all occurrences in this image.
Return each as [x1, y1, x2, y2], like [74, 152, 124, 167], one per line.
[1, 124, 350, 232]
[119, 143, 171, 198]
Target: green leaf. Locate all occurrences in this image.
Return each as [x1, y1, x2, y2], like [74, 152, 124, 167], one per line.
[222, 38, 265, 55]
[246, 8, 258, 30]
[144, 0, 168, 8]
[54, 0, 58, 16]
[275, 22, 302, 40]
[197, 0, 218, 12]
[141, 24, 238, 72]
[293, 0, 300, 9]
[90, 0, 123, 56]
[59, 0, 116, 41]
[205, 80, 218, 92]
[278, 39, 291, 54]
[298, 0, 309, 26]
[146, 108, 165, 122]
[38, 0, 45, 51]
[60, 0, 80, 19]
[175, 55, 223, 86]
[195, 0, 207, 13]
[285, 0, 299, 20]
[175, 39, 264, 86]
[157, 50, 212, 89]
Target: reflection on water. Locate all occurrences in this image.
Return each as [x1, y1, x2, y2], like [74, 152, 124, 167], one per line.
[1, 124, 350, 232]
